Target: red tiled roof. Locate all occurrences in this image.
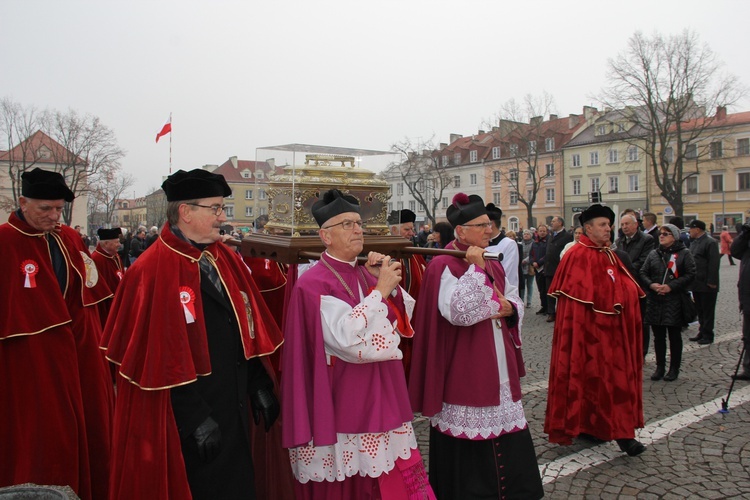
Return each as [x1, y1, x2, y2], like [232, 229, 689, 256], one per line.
[0, 130, 84, 165]
[672, 110, 750, 132]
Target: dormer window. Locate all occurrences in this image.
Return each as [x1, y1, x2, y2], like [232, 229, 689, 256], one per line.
[241, 170, 251, 179]
[255, 170, 264, 179]
[596, 124, 607, 135]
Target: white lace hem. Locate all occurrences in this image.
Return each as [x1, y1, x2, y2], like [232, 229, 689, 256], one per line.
[289, 422, 418, 483]
[430, 382, 527, 440]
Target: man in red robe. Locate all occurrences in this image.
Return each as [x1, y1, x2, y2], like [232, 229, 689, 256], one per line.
[91, 227, 124, 327]
[0, 168, 113, 500]
[388, 208, 425, 381]
[545, 203, 646, 456]
[102, 169, 284, 499]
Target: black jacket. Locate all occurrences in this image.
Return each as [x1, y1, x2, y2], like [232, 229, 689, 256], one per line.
[616, 230, 655, 289]
[730, 227, 750, 311]
[640, 242, 696, 327]
[688, 233, 720, 292]
[544, 229, 573, 278]
[530, 235, 548, 274]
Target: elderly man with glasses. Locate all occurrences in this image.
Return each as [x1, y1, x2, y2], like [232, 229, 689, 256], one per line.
[281, 189, 434, 499]
[410, 193, 543, 500]
[103, 168, 284, 500]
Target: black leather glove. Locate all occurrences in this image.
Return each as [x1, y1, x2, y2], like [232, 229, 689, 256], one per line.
[250, 388, 280, 432]
[193, 416, 221, 463]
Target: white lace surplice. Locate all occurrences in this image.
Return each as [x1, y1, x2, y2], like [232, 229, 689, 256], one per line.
[430, 264, 528, 440]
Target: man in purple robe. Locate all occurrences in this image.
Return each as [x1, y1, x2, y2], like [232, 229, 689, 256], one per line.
[281, 189, 434, 499]
[409, 193, 543, 499]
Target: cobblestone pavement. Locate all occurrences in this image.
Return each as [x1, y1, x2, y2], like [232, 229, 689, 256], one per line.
[412, 260, 749, 498]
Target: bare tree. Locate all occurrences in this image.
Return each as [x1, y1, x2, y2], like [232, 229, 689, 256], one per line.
[145, 187, 168, 228]
[601, 30, 746, 217]
[0, 98, 42, 211]
[389, 136, 453, 226]
[42, 109, 125, 225]
[488, 93, 564, 227]
[89, 168, 135, 225]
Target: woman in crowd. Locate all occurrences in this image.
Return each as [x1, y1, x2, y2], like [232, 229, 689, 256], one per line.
[720, 226, 736, 265]
[560, 226, 584, 259]
[639, 224, 696, 382]
[519, 229, 535, 307]
[424, 222, 454, 249]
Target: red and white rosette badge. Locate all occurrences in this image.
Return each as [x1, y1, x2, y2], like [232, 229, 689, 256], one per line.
[21, 260, 39, 288]
[116, 270, 124, 281]
[179, 286, 197, 324]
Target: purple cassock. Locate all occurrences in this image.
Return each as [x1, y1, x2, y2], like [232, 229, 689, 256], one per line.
[281, 251, 419, 486]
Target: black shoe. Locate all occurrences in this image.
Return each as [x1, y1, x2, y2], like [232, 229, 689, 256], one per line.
[732, 372, 750, 381]
[697, 337, 713, 345]
[650, 366, 665, 381]
[536, 308, 546, 315]
[663, 368, 679, 381]
[616, 438, 646, 457]
[689, 334, 703, 342]
[546, 314, 556, 323]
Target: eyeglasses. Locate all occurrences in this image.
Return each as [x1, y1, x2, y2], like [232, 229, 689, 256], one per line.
[460, 222, 493, 229]
[187, 203, 226, 216]
[659, 232, 673, 237]
[322, 219, 366, 230]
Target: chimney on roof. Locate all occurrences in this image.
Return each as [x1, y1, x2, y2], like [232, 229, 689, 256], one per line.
[229, 156, 238, 169]
[440, 143, 447, 149]
[530, 116, 543, 126]
[583, 106, 598, 120]
[478, 130, 485, 135]
[492, 126, 499, 132]
[266, 158, 275, 169]
[549, 114, 558, 121]
[449, 133, 462, 143]
[569, 114, 580, 129]
[716, 105, 727, 120]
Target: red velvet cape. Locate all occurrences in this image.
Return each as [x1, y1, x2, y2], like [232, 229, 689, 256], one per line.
[544, 235, 645, 444]
[398, 254, 425, 382]
[0, 214, 114, 500]
[91, 245, 124, 327]
[409, 240, 525, 418]
[102, 223, 284, 499]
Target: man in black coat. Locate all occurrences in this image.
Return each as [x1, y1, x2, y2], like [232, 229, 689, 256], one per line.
[544, 216, 573, 322]
[616, 213, 655, 355]
[642, 212, 659, 240]
[531, 225, 549, 315]
[730, 222, 750, 380]
[687, 220, 720, 345]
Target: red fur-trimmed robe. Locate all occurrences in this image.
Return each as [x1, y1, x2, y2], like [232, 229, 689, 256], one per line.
[91, 244, 124, 328]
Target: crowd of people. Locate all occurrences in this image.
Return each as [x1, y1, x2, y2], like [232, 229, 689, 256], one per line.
[2, 167, 746, 499]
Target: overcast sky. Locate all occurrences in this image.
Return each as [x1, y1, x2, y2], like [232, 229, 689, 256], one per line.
[2, 0, 750, 196]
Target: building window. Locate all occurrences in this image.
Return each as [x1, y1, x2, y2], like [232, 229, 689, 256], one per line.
[738, 138, 750, 156]
[628, 174, 639, 192]
[454, 176, 461, 188]
[397, 183, 404, 195]
[510, 191, 518, 205]
[609, 176, 619, 193]
[572, 154, 581, 167]
[470, 174, 477, 185]
[546, 188, 555, 202]
[245, 206, 253, 217]
[545, 137, 555, 152]
[510, 169, 518, 183]
[242, 171, 251, 178]
[492, 146, 500, 159]
[664, 147, 674, 164]
[572, 179, 581, 195]
[528, 141, 537, 154]
[442, 155, 448, 167]
[418, 181, 425, 191]
[493, 170, 501, 183]
[627, 146, 638, 162]
[397, 201, 404, 210]
[738, 172, 750, 191]
[591, 177, 600, 192]
[617, 122, 626, 133]
[607, 148, 619, 163]
[454, 153, 461, 165]
[510, 144, 519, 157]
[685, 143, 697, 159]
[470, 150, 478, 163]
[245, 190, 253, 200]
[493, 192, 501, 205]
[259, 208, 267, 215]
[442, 197, 448, 209]
[509, 217, 519, 232]
[225, 205, 234, 218]
[545, 163, 554, 177]
[686, 176, 698, 194]
[596, 124, 606, 135]
[259, 189, 266, 200]
[255, 171, 264, 179]
[417, 202, 424, 213]
[710, 141, 723, 159]
[590, 151, 599, 165]
[388, 202, 393, 212]
[711, 174, 724, 192]
[409, 200, 416, 212]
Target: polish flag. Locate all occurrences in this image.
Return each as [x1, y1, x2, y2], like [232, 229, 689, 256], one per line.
[667, 253, 679, 278]
[155, 117, 172, 143]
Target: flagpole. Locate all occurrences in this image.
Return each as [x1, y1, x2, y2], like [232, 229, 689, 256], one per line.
[169, 112, 172, 174]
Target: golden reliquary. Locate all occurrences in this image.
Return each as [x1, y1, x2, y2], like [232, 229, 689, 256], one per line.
[264, 154, 390, 236]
